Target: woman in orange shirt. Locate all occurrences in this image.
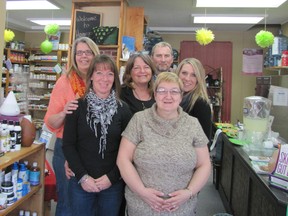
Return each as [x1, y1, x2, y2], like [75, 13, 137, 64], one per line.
[44, 37, 100, 216]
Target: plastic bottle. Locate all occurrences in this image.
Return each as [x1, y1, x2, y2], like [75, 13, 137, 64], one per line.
[11, 162, 19, 195]
[14, 121, 22, 151]
[18, 163, 27, 182]
[19, 210, 24, 216]
[32, 212, 37, 216]
[24, 211, 30, 216]
[23, 161, 30, 182]
[29, 162, 40, 186]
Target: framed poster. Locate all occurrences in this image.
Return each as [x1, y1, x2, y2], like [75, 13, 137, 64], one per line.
[74, 9, 102, 39]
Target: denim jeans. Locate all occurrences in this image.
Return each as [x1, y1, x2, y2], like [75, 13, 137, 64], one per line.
[53, 138, 72, 216]
[68, 177, 124, 216]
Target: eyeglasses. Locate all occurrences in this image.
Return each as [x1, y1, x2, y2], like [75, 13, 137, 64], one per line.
[76, 50, 93, 56]
[156, 87, 182, 96]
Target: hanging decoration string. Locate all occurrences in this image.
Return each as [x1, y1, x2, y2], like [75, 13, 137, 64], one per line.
[195, 8, 215, 46]
[255, 8, 274, 48]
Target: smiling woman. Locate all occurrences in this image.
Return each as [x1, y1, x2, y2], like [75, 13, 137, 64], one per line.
[117, 72, 211, 216]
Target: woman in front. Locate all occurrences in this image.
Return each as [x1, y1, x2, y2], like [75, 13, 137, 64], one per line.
[176, 58, 212, 141]
[117, 72, 211, 216]
[62, 54, 132, 216]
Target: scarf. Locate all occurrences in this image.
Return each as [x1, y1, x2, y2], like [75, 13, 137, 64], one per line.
[70, 71, 86, 98]
[85, 89, 118, 158]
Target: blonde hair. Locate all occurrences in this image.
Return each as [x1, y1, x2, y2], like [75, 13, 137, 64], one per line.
[67, 37, 100, 77]
[175, 58, 209, 112]
[154, 72, 183, 92]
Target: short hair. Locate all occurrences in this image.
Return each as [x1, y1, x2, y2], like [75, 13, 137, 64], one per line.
[122, 53, 156, 94]
[85, 54, 121, 100]
[151, 41, 173, 56]
[67, 37, 100, 77]
[154, 72, 183, 92]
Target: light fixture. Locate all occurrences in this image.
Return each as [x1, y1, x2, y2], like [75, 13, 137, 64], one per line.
[6, 0, 60, 10]
[149, 27, 201, 33]
[192, 15, 264, 24]
[196, 0, 287, 8]
[28, 19, 71, 26]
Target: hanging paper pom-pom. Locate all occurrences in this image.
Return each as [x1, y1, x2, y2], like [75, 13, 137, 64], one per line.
[44, 24, 59, 35]
[4, 29, 15, 42]
[196, 28, 215, 46]
[40, 39, 53, 54]
[255, 30, 274, 48]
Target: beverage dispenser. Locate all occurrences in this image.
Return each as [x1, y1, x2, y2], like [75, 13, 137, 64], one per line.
[243, 96, 272, 148]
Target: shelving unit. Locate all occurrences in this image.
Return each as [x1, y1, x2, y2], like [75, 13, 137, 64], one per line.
[69, 0, 147, 69]
[0, 144, 45, 216]
[28, 49, 68, 128]
[205, 66, 223, 122]
[263, 66, 288, 76]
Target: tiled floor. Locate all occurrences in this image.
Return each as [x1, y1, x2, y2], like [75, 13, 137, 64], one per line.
[45, 150, 226, 216]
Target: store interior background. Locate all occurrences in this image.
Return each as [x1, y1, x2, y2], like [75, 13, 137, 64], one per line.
[0, 0, 288, 125]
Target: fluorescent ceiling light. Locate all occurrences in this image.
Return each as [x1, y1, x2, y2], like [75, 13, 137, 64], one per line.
[7, 1, 60, 10]
[28, 19, 71, 26]
[196, 0, 287, 8]
[193, 15, 264, 24]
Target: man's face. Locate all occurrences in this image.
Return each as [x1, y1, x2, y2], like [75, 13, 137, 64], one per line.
[152, 46, 173, 74]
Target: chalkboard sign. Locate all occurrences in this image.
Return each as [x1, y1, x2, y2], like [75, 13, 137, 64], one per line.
[74, 10, 102, 39]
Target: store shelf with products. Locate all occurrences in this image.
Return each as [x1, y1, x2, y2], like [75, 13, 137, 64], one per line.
[2, 48, 30, 98]
[0, 144, 45, 215]
[28, 49, 67, 128]
[205, 66, 223, 123]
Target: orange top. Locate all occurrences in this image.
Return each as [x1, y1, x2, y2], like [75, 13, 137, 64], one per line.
[44, 72, 85, 138]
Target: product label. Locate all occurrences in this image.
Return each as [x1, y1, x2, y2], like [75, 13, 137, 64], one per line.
[29, 171, 40, 186]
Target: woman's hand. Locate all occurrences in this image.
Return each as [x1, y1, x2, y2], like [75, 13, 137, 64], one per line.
[94, 175, 112, 191]
[161, 189, 193, 212]
[62, 100, 78, 116]
[139, 188, 166, 212]
[64, 161, 74, 179]
[81, 175, 101, 193]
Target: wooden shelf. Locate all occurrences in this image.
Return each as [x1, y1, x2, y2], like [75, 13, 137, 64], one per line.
[0, 144, 45, 216]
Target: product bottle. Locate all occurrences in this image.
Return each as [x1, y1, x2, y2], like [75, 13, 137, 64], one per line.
[11, 162, 19, 195]
[18, 163, 27, 182]
[29, 162, 40, 186]
[8, 121, 16, 151]
[19, 210, 24, 216]
[32, 212, 37, 216]
[23, 161, 30, 182]
[14, 121, 22, 151]
[24, 211, 30, 216]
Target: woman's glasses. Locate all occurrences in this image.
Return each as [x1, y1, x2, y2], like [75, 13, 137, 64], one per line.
[76, 50, 93, 56]
[156, 88, 182, 96]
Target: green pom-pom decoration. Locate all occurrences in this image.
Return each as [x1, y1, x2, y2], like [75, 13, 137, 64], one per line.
[4, 29, 15, 42]
[196, 28, 215, 46]
[255, 30, 274, 48]
[40, 40, 53, 54]
[44, 24, 59, 35]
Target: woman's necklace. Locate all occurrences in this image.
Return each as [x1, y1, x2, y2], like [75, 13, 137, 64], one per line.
[133, 89, 151, 110]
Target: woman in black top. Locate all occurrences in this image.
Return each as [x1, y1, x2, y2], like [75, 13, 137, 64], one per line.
[176, 58, 212, 141]
[62, 55, 132, 216]
[120, 53, 156, 114]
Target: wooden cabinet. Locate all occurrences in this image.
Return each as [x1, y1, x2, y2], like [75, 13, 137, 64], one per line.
[218, 135, 287, 216]
[0, 144, 45, 216]
[28, 49, 68, 128]
[69, 0, 146, 69]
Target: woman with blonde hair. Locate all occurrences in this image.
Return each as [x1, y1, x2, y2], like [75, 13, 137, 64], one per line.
[175, 58, 212, 141]
[44, 37, 100, 216]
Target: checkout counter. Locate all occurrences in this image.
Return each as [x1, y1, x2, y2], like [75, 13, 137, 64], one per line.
[217, 133, 288, 216]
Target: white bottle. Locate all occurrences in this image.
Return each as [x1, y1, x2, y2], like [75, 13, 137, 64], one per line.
[19, 210, 24, 216]
[32, 212, 37, 216]
[14, 121, 22, 151]
[24, 211, 30, 216]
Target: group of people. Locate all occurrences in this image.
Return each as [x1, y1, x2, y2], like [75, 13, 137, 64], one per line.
[44, 37, 212, 216]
